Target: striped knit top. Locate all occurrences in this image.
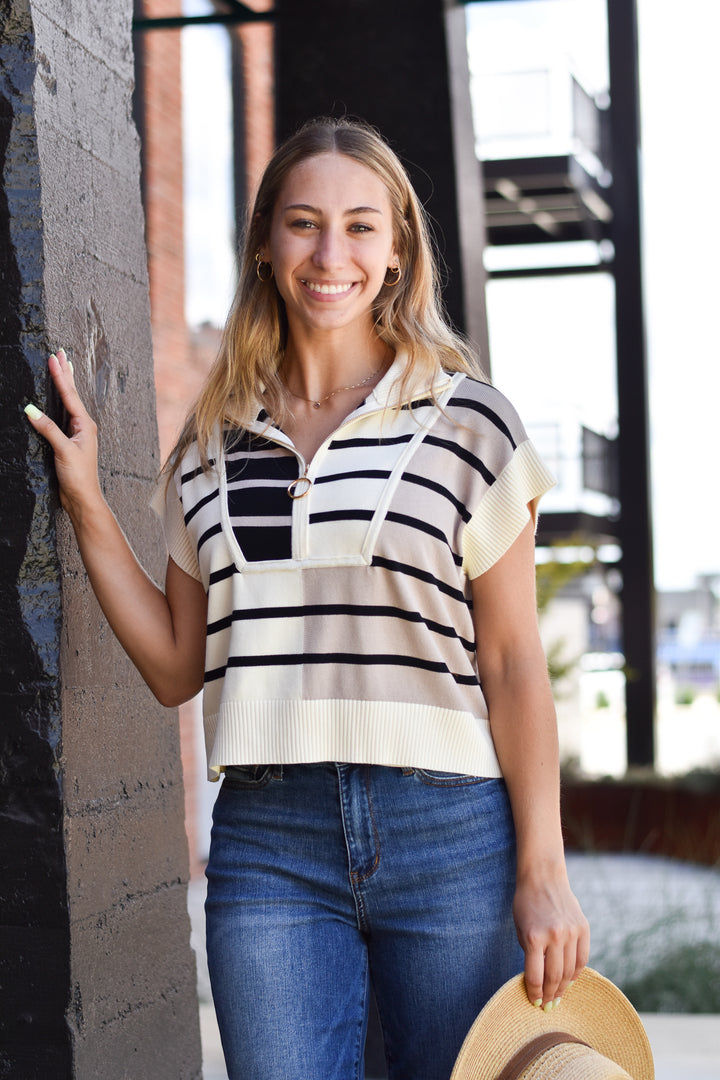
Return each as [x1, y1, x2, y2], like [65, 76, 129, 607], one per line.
[153, 354, 555, 780]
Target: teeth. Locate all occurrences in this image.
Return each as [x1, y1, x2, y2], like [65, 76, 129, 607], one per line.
[304, 281, 353, 295]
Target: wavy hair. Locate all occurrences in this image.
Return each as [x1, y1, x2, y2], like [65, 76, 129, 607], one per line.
[168, 116, 486, 471]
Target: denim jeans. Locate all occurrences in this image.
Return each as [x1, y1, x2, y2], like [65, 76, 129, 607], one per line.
[205, 763, 522, 1080]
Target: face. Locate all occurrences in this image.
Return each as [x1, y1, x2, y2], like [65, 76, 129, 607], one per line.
[265, 152, 398, 340]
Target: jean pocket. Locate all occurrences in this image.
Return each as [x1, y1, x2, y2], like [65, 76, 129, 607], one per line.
[413, 769, 490, 787]
[222, 764, 276, 789]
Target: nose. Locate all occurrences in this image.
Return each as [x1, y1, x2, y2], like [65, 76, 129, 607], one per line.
[312, 225, 347, 271]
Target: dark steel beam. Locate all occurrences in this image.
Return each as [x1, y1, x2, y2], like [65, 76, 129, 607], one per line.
[607, 0, 656, 767]
[488, 262, 612, 280]
[133, 6, 275, 31]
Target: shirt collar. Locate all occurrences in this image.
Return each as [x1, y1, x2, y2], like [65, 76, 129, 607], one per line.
[359, 349, 453, 412]
[245, 349, 454, 433]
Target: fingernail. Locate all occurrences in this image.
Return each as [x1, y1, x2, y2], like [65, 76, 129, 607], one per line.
[543, 1001, 554, 1012]
[24, 403, 43, 420]
[553, 998, 562, 1008]
[67, 360, 73, 373]
[532, 999, 542, 1009]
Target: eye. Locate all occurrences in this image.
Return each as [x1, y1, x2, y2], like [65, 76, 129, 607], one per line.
[349, 222, 373, 234]
[290, 218, 318, 230]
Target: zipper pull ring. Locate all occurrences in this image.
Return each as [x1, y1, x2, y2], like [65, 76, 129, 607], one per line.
[287, 469, 312, 499]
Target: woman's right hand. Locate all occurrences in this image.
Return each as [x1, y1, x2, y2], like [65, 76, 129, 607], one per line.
[24, 348, 207, 705]
[25, 348, 103, 519]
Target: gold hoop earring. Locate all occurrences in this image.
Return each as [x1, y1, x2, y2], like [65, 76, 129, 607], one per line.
[255, 251, 274, 282]
[383, 264, 401, 287]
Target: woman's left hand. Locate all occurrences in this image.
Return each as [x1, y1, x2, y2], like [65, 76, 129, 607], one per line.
[513, 868, 590, 1010]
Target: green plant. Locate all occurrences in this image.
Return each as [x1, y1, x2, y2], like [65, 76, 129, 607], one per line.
[535, 539, 598, 689]
[675, 685, 695, 706]
[620, 942, 720, 1013]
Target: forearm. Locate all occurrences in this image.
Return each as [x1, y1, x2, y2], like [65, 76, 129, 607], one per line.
[471, 518, 589, 1005]
[67, 495, 201, 705]
[24, 350, 206, 706]
[484, 657, 567, 881]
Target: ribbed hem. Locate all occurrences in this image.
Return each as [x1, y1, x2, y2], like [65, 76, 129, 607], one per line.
[204, 699, 502, 782]
[462, 439, 556, 579]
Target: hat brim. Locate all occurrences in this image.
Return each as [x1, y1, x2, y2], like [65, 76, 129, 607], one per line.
[450, 967, 654, 1080]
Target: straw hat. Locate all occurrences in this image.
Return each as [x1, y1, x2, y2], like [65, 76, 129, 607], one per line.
[450, 967, 654, 1080]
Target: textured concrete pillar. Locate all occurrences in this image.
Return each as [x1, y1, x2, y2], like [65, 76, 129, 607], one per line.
[0, 1, 202, 1076]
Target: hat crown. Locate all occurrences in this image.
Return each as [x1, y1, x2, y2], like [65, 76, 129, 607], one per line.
[518, 1042, 633, 1079]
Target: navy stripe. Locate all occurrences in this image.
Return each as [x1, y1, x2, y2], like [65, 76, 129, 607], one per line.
[400, 396, 435, 411]
[228, 485, 292, 519]
[206, 602, 475, 652]
[197, 522, 223, 551]
[309, 509, 374, 525]
[180, 460, 214, 484]
[424, 435, 496, 485]
[401, 472, 472, 522]
[314, 469, 391, 485]
[209, 564, 236, 586]
[327, 433, 414, 450]
[447, 395, 518, 448]
[232, 524, 292, 563]
[205, 652, 479, 685]
[307, 510, 455, 559]
[224, 430, 281, 453]
[184, 488, 218, 526]
[385, 511, 452, 550]
[226, 456, 297, 484]
[371, 555, 468, 605]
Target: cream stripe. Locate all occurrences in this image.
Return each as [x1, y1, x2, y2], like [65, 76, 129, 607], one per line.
[462, 440, 556, 579]
[205, 698, 501, 781]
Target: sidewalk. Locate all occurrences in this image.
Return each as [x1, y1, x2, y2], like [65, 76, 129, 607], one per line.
[189, 854, 720, 1080]
[198, 1000, 720, 1080]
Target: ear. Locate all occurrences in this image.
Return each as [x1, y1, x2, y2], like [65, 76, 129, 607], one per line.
[253, 210, 268, 247]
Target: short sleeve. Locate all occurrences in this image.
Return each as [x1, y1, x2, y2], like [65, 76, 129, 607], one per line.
[461, 439, 555, 579]
[150, 469, 203, 583]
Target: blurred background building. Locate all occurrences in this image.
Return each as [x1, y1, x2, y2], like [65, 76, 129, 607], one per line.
[131, 0, 720, 871]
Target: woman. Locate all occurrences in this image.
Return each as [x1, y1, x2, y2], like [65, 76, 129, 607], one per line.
[26, 117, 589, 1080]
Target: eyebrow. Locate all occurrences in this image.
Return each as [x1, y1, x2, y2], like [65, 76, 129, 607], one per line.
[283, 203, 384, 216]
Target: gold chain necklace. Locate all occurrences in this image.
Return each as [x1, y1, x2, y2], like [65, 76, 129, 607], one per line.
[284, 363, 384, 409]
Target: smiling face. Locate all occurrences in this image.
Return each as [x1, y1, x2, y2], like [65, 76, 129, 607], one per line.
[265, 152, 398, 342]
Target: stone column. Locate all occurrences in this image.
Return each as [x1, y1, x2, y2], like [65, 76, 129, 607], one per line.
[0, 1, 202, 1076]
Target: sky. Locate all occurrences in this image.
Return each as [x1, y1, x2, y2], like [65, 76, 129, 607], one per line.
[181, 0, 720, 593]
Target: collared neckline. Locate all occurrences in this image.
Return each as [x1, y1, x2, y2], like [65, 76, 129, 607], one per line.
[242, 349, 455, 444]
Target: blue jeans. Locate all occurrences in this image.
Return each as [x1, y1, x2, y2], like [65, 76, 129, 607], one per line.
[205, 764, 522, 1080]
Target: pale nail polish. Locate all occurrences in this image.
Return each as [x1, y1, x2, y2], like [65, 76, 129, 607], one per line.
[543, 1001, 554, 1012]
[553, 998, 562, 1008]
[532, 999, 542, 1009]
[24, 403, 43, 420]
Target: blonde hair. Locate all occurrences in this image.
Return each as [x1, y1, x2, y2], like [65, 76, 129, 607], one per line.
[169, 116, 486, 471]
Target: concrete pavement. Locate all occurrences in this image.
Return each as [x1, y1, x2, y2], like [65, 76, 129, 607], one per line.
[198, 1001, 720, 1080]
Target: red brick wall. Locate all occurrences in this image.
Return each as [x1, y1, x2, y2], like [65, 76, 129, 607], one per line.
[138, 0, 274, 873]
[140, 0, 193, 460]
[234, 0, 275, 204]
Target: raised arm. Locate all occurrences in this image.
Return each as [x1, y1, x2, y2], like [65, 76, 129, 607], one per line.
[471, 517, 589, 1010]
[25, 349, 207, 706]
